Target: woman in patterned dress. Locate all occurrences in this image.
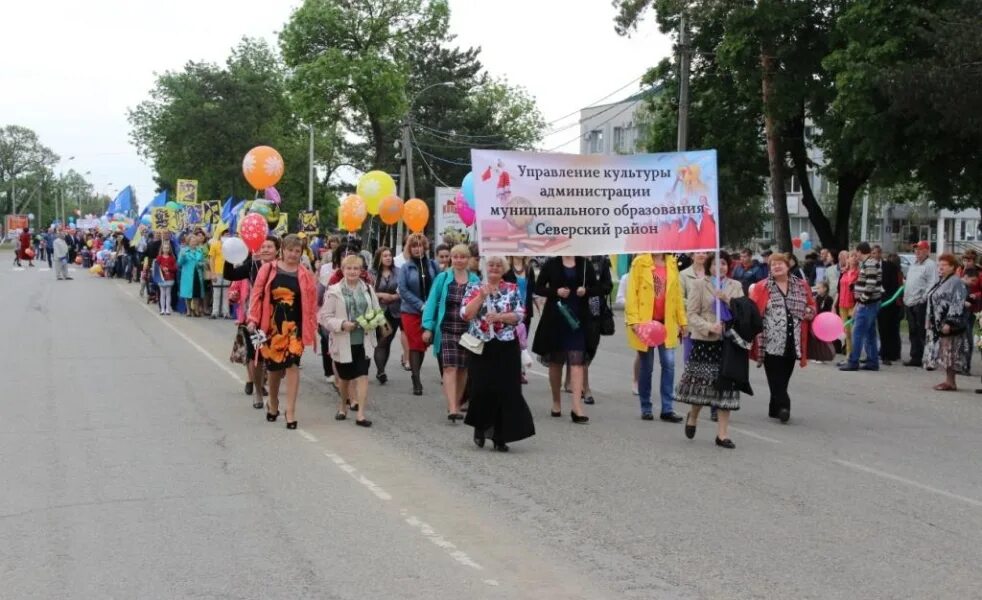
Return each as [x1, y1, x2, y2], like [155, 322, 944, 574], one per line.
[461, 256, 535, 452]
[677, 252, 744, 448]
[423, 244, 480, 422]
[925, 253, 968, 391]
[247, 235, 318, 430]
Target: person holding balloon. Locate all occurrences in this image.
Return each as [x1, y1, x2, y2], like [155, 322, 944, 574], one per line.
[750, 253, 817, 423]
[247, 234, 318, 429]
[625, 253, 687, 423]
[398, 233, 438, 396]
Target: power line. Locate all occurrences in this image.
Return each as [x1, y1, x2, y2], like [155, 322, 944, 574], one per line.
[542, 75, 644, 127]
[412, 123, 509, 141]
[410, 130, 455, 188]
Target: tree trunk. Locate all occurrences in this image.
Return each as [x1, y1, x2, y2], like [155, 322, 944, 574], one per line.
[835, 171, 869, 250]
[786, 113, 838, 252]
[761, 48, 791, 252]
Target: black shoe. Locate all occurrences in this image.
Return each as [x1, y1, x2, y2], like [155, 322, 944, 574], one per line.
[778, 409, 790, 423]
[376, 372, 388, 384]
[245, 381, 254, 395]
[975, 389, 982, 394]
[583, 395, 595, 405]
[252, 400, 264, 409]
[447, 413, 462, 423]
[355, 419, 372, 428]
[335, 412, 347, 421]
[266, 411, 279, 422]
[882, 360, 893, 366]
[641, 413, 654, 421]
[570, 412, 589, 424]
[493, 442, 509, 452]
[550, 410, 562, 418]
[286, 421, 298, 430]
[838, 364, 859, 371]
[347, 402, 360, 412]
[660, 412, 684, 423]
[903, 360, 923, 367]
[473, 431, 486, 448]
[684, 412, 696, 439]
[860, 365, 880, 371]
[715, 437, 736, 449]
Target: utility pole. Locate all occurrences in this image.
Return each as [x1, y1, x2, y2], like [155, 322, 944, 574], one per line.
[397, 120, 416, 249]
[677, 14, 690, 152]
[860, 188, 870, 242]
[307, 124, 314, 211]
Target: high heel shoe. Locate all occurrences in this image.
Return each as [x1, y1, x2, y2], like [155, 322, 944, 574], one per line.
[570, 412, 589, 424]
[550, 410, 562, 418]
[266, 410, 280, 422]
[473, 430, 485, 448]
[684, 412, 696, 439]
[286, 421, 298, 430]
[447, 413, 462, 423]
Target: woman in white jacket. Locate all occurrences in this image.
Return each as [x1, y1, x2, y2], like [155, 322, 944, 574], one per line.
[318, 255, 382, 427]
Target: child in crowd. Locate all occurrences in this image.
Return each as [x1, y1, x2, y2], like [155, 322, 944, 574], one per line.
[155, 242, 177, 315]
[815, 281, 834, 314]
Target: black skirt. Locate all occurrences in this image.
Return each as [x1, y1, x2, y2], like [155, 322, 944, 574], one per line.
[335, 344, 370, 380]
[464, 339, 535, 444]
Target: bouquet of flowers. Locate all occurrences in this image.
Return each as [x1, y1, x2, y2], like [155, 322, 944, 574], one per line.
[356, 308, 387, 331]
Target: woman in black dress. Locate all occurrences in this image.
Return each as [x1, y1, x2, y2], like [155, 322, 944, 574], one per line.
[532, 256, 601, 423]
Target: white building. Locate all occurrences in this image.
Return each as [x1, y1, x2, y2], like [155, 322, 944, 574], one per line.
[578, 91, 649, 156]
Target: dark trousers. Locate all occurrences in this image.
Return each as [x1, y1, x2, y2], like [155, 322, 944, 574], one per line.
[905, 303, 927, 364]
[877, 304, 903, 361]
[764, 352, 796, 417]
[320, 330, 334, 378]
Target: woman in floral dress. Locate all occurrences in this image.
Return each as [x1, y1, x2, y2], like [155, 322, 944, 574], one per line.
[460, 256, 535, 452]
[248, 235, 317, 429]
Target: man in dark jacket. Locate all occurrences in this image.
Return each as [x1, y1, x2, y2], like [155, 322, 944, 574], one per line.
[732, 248, 768, 294]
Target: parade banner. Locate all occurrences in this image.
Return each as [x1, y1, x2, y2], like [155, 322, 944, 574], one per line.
[471, 149, 718, 256]
[184, 204, 203, 226]
[5, 214, 29, 233]
[202, 201, 221, 226]
[75, 218, 100, 230]
[176, 179, 199, 204]
[434, 187, 475, 245]
[151, 208, 171, 232]
[273, 213, 289, 236]
[299, 210, 319, 233]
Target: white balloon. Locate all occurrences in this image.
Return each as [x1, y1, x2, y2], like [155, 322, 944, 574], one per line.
[799, 231, 810, 242]
[222, 236, 249, 265]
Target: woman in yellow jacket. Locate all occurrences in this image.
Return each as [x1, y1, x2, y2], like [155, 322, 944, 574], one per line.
[625, 253, 687, 422]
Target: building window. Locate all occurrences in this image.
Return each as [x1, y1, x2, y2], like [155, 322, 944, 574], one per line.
[613, 127, 624, 153]
[784, 174, 802, 194]
[589, 130, 604, 154]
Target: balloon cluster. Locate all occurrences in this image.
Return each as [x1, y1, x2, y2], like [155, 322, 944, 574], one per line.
[339, 171, 431, 233]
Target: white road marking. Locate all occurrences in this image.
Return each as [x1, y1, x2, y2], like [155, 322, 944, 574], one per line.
[125, 284, 245, 384]
[405, 515, 484, 570]
[833, 459, 982, 509]
[116, 283, 494, 579]
[729, 426, 782, 444]
[297, 430, 318, 443]
[39, 268, 50, 272]
[12, 267, 24, 272]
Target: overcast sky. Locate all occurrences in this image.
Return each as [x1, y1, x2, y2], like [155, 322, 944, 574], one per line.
[1, 0, 674, 209]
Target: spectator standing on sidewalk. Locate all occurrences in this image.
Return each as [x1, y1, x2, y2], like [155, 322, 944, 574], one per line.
[53, 233, 72, 280]
[209, 228, 231, 319]
[902, 241, 937, 367]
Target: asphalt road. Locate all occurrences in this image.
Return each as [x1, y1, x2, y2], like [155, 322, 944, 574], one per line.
[2, 261, 981, 600]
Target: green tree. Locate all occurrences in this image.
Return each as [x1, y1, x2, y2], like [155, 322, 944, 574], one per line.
[0, 125, 59, 215]
[128, 37, 331, 218]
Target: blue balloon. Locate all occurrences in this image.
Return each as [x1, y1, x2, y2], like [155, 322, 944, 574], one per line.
[141, 214, 152, 225]
[803, 240, 813, 250]
[461, 172, 475, 204]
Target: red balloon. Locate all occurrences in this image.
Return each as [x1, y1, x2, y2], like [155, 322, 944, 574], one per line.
[792, 237, 803, 248]
[239, 213, 269, 253]
[637, 320, 667, 347]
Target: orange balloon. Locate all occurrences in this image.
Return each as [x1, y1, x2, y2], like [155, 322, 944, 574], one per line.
[403, 198, 429, 233]
[242, 146, 284, 190]
[378, 195, 404, 226]
[340, 195, 367, 232]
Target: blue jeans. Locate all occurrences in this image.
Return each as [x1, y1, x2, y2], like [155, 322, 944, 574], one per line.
[848, 302, 880, 368]
[638, 345, 676, 416]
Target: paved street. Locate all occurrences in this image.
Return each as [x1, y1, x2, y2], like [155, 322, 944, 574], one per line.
[3, 262, 982, 599]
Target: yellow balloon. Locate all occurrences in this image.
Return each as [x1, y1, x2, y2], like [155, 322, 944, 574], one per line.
[403, 198, 429, 233]
[356, 170, 396, 215]
[340, 195, 367, 232]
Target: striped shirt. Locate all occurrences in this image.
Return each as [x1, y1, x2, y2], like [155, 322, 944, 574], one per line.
[855, 257, 883, 304]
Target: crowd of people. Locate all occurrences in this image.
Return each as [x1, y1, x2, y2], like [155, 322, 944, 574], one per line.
[47, 221, 979, 451]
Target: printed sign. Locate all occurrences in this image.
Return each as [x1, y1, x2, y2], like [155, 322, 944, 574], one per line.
[202, 201, 221, 226]
[434, 187, 475, 245]
[471, 149, 719, 256]
[299, 210, 319, 233]
[175, 179, 199, 204]
[151, 208, 171, 232]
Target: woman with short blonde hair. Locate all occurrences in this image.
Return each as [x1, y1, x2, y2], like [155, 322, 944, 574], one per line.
[398, 232, 438, 395]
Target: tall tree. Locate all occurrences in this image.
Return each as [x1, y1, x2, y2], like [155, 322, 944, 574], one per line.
[129, 37, 331, 216]
[0, 125, 59, 214]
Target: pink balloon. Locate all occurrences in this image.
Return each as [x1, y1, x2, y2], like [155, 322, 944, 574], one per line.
[811, 312, 844, 342]
[239, 213, 269, 253]
[637, 320, 667, 347]
[456, 191, 475, 227]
